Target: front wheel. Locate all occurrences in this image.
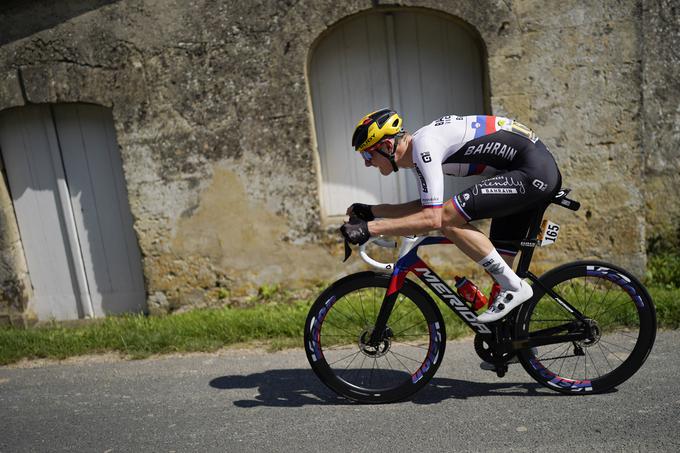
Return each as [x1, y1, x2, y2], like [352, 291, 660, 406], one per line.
[304, 272, 446, 403]
[516, 261, 656, 394]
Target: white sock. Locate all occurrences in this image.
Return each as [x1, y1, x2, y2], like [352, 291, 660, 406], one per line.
[477, 249, 522, 291]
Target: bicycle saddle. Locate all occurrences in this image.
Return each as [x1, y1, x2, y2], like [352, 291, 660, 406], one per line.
[552, 188, 580, 211]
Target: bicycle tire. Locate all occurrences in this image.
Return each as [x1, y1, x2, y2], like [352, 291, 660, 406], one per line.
[304, 271, 446, 403]
[516, 260, 656, 394]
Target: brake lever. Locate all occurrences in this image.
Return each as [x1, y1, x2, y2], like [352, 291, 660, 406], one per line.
[343, 238, 352, 262]
[341, 214, 363, 262]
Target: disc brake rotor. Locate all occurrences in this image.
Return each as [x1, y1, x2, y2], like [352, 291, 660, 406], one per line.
[358, 327, 392, 358]
[577, 319, 601, 348]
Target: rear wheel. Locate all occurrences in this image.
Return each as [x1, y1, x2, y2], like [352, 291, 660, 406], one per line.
[304, 272, 445, 403]
[516, 261, 656, 394]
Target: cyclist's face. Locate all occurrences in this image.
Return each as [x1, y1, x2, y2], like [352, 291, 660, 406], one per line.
[361, 140, 394, 174]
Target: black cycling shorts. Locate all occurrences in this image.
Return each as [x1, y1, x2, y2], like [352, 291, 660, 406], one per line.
[451, 140, 561, 255]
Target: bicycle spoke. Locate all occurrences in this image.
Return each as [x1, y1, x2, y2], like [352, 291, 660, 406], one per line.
[328, 302, 365, 328]
[390, 340, 429, 351]
[359, 290, 369, 326]
[390, 349, 424, 364]
[557, 344, 571, 375]
[571, 353, 580, 380]
[369, 358, 377, 386]
[617, 331, 640, 340]
[586, 347, 601, 379]
[387, 302, 421, 330]
[393, 320, 427, 337]
[344, 293, 371, 326]
[595, 342, 613, 369]
[590, 282, 625, 321]
[537, 341, 570, 361]
[322, 318, 361, 339]
[592, 296, 632, 324]
[388, 350, 413, 373]
[328, 350, 362, 367]
[598, 337, 634, 354]
[586, 279, 614, 319]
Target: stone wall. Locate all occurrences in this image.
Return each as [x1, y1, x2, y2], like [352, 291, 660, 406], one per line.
[0, 0, 674, 318]
[642, 0, 680, 252]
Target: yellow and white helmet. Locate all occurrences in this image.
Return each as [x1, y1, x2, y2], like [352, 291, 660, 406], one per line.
[351, 109, 403, 152]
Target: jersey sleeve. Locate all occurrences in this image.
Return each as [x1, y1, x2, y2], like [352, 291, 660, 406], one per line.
[411, 135, 445, 208]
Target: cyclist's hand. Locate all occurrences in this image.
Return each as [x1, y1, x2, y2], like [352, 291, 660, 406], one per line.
[346, 203, 375, 222]
[340, 217, 371, 245]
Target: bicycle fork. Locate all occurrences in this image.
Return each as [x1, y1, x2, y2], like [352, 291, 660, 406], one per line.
[367, 272, 404, 346]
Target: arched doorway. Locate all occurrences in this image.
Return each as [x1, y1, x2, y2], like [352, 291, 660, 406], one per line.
[309, 9, 488, 219]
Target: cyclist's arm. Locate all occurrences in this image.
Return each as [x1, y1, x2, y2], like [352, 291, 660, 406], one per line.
[368, 206, 442, 236]
[369, 132, 447, 235]
[371, 199, 423, 218]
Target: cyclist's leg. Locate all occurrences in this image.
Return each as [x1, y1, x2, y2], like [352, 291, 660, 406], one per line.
[441, 188, 531, 301]
[443, 168, 559, 322]
[489, 210, 535, 265]
[442, 169, 543, 277]
[438, 206, 493, 261]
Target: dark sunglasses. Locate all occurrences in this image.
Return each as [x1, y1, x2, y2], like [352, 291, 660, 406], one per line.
[360, 141, 391, 162]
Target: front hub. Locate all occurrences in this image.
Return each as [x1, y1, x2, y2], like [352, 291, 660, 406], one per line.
[359, 327, 392, 358]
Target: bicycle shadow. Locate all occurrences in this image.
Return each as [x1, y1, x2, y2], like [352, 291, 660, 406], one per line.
[209, 368, 564, 407]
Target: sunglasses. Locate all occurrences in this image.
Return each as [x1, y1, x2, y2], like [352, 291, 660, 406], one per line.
[360, 141, 391, 162]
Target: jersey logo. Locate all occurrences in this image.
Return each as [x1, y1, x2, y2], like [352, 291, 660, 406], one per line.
[464, 142, 518, 161]
[414, 163, 428, 193]
[532, 179, 548, 191]
[434, 115, 453, 126]
[420, 151, 432, 163]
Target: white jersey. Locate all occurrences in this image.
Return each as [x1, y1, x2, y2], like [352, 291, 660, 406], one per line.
[410, 114, 540, 208]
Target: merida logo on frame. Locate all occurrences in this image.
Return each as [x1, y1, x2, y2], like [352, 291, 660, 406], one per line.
[415, 267, 491, 334]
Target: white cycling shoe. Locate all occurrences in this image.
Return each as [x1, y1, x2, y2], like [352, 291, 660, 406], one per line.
[476, 280, 533, 323]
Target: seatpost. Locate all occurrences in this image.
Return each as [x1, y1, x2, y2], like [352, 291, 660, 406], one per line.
[515, 204, 550, 278]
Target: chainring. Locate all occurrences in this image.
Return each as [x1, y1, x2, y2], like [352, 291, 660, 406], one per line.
[474, 334, 516, 365]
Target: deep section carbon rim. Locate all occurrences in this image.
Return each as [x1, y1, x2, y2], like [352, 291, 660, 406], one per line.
[518, 261, 656, 393]
[305, 273, 445, 403]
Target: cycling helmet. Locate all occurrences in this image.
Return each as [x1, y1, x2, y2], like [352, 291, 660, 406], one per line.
[351, 109, 403, 152]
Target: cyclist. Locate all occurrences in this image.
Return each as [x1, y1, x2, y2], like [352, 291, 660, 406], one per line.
[341, 109, 562, 323]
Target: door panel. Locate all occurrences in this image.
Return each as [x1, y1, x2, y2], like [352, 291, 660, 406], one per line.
[0, 104, 145, 320]
[0, 105, 85, 320]
[53, 104, 145, 316]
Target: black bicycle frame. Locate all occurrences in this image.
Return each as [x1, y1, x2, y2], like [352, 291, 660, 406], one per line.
[367, 236, 592, 350]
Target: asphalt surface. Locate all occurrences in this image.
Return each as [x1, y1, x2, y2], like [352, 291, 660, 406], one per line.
[1, 331, 679, 452]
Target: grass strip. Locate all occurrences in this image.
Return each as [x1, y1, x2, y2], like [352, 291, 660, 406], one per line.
[1, 284, 678, 366]
[0, 302, 309, 365]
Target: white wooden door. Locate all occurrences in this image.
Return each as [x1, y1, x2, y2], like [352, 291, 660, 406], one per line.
[310, 10, 486, 218]
[0, 104, 145, 320]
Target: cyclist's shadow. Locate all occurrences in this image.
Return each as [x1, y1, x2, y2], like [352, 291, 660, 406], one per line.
[208, 369, 555, 407]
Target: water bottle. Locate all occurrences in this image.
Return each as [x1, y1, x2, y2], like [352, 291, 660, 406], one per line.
[454, 276, 488, 311]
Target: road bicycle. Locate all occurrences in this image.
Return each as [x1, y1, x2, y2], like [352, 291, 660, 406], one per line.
[304, 189, 657, 403]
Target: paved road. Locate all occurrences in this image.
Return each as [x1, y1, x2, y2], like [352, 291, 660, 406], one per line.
[1, 331, 679, 452]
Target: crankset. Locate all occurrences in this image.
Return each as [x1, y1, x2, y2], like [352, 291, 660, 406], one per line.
[474, 334, 516, 366]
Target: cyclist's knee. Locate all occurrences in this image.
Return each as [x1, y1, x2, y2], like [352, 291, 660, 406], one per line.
[441, 200, 468, 231]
